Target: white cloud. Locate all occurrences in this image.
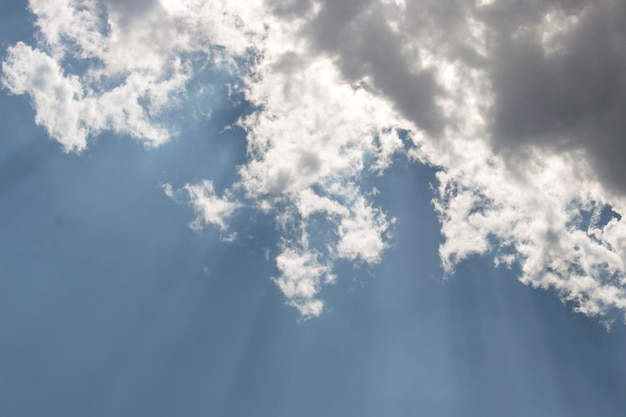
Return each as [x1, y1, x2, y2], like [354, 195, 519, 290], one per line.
[296, 188, 349, 219]
[219, 15, 410, 315]
[6, 0, 626, 321]
[166, 180, 241, 232]
[2, 0, 268, 151]
[5, 0, 406, 317]
[273, 247, 328, 318]
[335, 193, 392, 264]
[2, 42, 186, 151]
[2, 43, 88, 151]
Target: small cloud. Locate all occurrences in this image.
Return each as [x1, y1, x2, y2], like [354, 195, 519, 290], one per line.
[184, 180, 241, 232]
[273, 247, 329, 318]
[162, 183, 175, 199]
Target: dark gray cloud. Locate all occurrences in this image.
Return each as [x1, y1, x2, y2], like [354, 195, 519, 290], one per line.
[278, 0, 626, 193]
[300, 0, 445, 134]
[266, 0, 313, 17]
[485, 0, 626, 193]
[105, 0, 157, 15]
[105, 0, 159, 26]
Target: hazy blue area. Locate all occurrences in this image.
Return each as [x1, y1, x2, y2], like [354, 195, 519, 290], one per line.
[1, 2, 626, 416]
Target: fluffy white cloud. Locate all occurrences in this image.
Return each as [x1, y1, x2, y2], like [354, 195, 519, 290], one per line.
[2, 0, 268, 151]
[5, 0, 626, 321]
[335, 192, 392, 264]
[169, 180, 241, 233]
[273, 247, 328, 318]
[430, 141, 626, 320]
[2, 42, 184, 151]
[2, 43, 88, 151]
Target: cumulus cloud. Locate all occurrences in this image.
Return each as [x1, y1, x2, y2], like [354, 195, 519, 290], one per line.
[165, 181, 241, 233]
[416, 0, 626, 321]
[273, 247, 328, 318]
[2, 43, 89, 151]
[5, 0, 626, 321]
[2, 42, 184, 151]
[2, 0, 265, 151]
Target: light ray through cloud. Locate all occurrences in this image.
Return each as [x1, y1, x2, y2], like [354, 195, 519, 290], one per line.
[5, 0, 625, 320]
[2, 1, 626, 413]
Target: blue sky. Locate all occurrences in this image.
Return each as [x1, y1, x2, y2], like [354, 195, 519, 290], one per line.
[2, 1, 626, 416]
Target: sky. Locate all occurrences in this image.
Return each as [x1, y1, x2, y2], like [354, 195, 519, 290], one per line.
[1, 0, 626, 416]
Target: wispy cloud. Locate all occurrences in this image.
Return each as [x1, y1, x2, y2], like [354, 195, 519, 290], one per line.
[165, 180, 241, 233]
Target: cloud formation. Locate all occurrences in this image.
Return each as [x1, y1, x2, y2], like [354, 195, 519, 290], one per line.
[164, 181, 241, 233]
[2, 41, 184, 151]
[4, 0, 626, 321]
[2, 0, 264, 151]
